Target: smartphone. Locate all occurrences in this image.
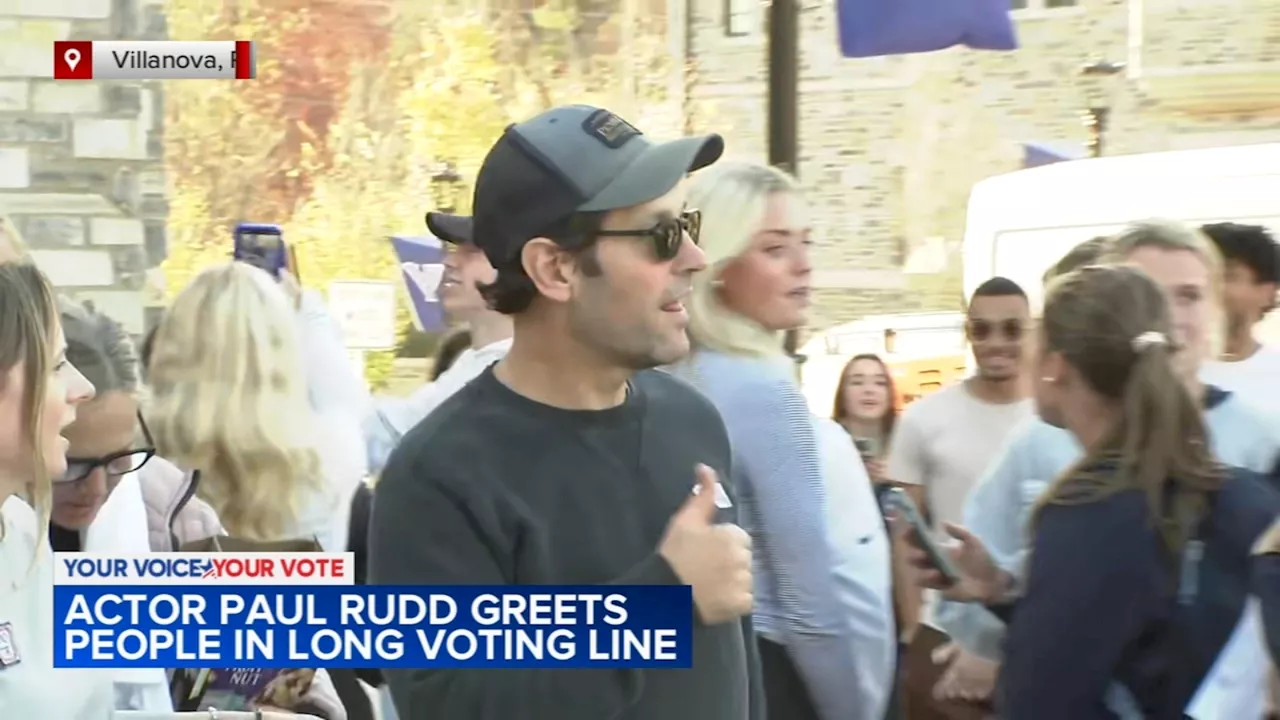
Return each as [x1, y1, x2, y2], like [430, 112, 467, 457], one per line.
[879, 487, 960, 584]
[853, 436, 881, 459]
[233, 222, 287, 278]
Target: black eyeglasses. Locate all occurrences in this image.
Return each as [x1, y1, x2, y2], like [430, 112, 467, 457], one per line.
[967, 318, 1026, 342]
[594, 210, 701, 261]
[58, 411, 157, 484]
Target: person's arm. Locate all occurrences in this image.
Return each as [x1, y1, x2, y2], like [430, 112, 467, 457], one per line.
[730, 382, 879, 720]
[934, 424, 1037, 660]
[363, 354, 498, 474]
[369, 456, 669, 719]
[999, 493, 1160, 720]
[296, 289, 372, 417]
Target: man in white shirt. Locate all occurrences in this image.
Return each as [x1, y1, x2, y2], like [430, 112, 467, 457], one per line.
[1199, 222, 1280, 427]
[365, 212, 513, 473]
[886, 276, 1035, 704]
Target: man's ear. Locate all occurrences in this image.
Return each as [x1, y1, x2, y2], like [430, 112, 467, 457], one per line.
[521, 238, 575, 303]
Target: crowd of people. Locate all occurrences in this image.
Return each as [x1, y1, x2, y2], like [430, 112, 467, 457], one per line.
[0, 103, 1279, 720]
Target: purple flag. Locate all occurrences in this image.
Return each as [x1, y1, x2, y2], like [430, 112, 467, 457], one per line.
[1023, 141, 1084, 168]
[389, 235, 447, 332]
[837, 0, 1017, 58]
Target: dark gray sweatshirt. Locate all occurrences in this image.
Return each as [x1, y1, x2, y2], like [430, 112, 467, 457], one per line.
[369, 367, 764, 720]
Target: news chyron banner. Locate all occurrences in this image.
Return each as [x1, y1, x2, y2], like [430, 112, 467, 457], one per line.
[52, 553, 693, 669]
[52, 41, 257, 80]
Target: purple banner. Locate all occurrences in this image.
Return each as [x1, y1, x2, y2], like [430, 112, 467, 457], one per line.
[1022, 141, 1084, 169]
[390, 235, 446, 332]
[836, 0, 1017, 59]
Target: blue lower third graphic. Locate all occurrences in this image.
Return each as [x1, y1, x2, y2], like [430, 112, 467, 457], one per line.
[53, 585, 693, 669]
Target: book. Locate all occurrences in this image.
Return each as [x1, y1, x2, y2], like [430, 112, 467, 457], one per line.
[171, 667, 316, 712]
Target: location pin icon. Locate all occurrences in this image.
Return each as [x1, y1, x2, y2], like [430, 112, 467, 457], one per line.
[64, 48, 80, 71]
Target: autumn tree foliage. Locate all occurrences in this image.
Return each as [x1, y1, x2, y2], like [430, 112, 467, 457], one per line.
[162, 0, 698, 388]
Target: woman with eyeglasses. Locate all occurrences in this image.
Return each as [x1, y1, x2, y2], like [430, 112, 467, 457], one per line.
[56, 300, 222, 553]
[54, 300, 226, 714]
[676, 162, 897, 720]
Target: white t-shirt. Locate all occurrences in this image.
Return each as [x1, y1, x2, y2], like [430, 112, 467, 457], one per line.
[886, 382, 1034, 529]
[1201, 343, 1280, 428]
[0, 496, 115, 720]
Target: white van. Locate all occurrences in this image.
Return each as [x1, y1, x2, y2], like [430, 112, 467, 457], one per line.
[962, 143, 1280, 345]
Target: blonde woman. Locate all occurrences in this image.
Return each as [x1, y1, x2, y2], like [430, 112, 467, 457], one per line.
[678, 162, 897, 720]
[146, 262, 366, 551]
[2, 223, 176, 712]
[0, 262, 105, 717]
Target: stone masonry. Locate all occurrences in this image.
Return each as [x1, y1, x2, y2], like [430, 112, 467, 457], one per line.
[686, 0, 1280, 333]
[0, 0, 168, 335]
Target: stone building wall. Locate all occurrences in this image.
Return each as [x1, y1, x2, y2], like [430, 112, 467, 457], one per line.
[0, 0, 168, 334]
[685, 0, 1280, 332]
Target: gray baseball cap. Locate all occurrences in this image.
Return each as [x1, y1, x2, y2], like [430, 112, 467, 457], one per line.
[471, 105, 724, 266]
[424, 212, 473, 245]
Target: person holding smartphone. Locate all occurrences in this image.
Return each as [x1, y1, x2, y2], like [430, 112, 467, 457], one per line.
[905, 263, 1280, 719]
[833, 353, 897, 485]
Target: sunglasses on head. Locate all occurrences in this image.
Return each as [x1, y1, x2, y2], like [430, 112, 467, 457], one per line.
[967, 318, 1025, 342]
[58, 411, 157, 484]
[594, 209, 701, 261]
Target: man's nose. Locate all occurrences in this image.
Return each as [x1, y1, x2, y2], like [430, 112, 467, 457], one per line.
[674, 232, 707, 273]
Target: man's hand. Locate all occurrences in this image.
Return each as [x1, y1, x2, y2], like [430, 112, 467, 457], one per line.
[932, 642, 999, 703]
[659, 464, 753, 625]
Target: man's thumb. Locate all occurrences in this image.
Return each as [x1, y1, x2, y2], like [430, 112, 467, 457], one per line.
[675, 464, 720, 525]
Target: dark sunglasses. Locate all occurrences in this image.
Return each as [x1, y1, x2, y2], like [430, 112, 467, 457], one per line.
[594, 210, 701, 261]
[967, 318, 1025, 342]
[58, 411, 157, 484]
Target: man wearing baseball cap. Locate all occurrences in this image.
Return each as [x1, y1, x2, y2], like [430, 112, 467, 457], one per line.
[371, 106, 763, 719]
[364, 211, 513, 474]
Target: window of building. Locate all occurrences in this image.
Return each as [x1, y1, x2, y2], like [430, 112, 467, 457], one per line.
[725, 0, 757, 37]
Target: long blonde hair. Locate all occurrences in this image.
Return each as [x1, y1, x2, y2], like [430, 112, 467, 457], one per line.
[1034, 264, 1222, 557]
[0, 215, 28, 261]
[0, 262, 60, 545]
[146, 262, 322, 540]
[685, 161, 801, 358]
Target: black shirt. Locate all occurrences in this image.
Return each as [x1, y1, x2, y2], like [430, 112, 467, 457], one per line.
[49, 523, 81, 552]
[369, 367, 764, 720]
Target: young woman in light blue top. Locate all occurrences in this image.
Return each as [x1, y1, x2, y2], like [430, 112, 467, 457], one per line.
[938, 220, 1280, 719]
[677, 162, 897, 720]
